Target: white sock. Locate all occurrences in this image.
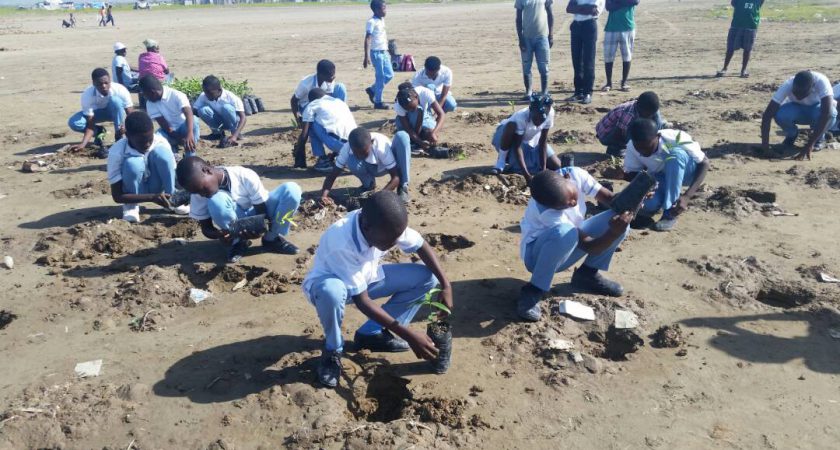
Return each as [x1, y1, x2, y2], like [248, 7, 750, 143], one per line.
[494, 150, 509, 170]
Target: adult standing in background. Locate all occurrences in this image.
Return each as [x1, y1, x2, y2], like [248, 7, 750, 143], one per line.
[98, 5, 107, 27]
[566, 0, 604, 105]
[105, 4, 115, 27]
[601, 0, 638, 92]
[716, 0, 764, 78]
[515, 0, 554, 100]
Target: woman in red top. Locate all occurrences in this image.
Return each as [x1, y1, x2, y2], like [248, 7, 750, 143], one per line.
[138, 39, 172, 82]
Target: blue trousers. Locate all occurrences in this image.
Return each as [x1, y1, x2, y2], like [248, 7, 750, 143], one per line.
[491, 124, 555, 174]
[206, 182, 302, 241]
[197, 104, 239, 133]
[642, 147, 698, 214]
[774, 102, 838, 139]
[422, 83, 456, 112]
[524, 210, 628, 291]
[329, 83, 348, 103]
[67, 95, 128, 133]
[521, 35, 550, 93]
[121, 144, 176, 202]
[370, 50, 394, 104]
[308, 263, 438, 352]
[156, 120, 202, 156]
[343, 131, 411, 190]
[309, 122, 345, 158]
[395, 108, 436, 133]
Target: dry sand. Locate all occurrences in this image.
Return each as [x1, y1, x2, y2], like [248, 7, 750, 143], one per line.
[1, 1, 840, 448]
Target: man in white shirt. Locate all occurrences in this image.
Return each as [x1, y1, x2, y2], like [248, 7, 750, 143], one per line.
[291, 60, 347, 126]
[833, 83, 840, 132]
[319, 127, 412, 204]
[68, 68, 134, 155]
[106, 111, 188, 223]
[294, 88, 358, 172]
[491, 94, 562, 181]
[623, 118, 709, 231]
[565, 0, 605, 104]
[176, 157, 302, 263]
[111, 42, 139, 92]
[363, 0, 393, 109]
[412, 56, 456, 113]
[517, 170, 632, 321]
[760, 70, 838, 160]
[303, 191, 453, 387]
[394, 83, 446, 150]
[193, 75, 247, 147]
[516, 0, 554, 98]
[139, 74, 201, 156]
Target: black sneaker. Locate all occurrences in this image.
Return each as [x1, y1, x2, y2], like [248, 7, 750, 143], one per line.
[227, 239, 251, 263]
[354, 329, 409, 352]
[571, 266, 624, 297]
[579, 94, 592, 105]
[373, 103, 390, 110]
[94, 146, 110, 159]
[261, 236, 299, 255]
[293, 152, 307, 169]
[365, 87, 375, 105]
[318, 350, 342, 388]
[564, 94, 582, 102]
[782, 136, 797, 147]
[206, 131, 224, 141]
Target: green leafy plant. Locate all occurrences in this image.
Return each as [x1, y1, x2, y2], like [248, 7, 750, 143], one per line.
[507, 100, 516, 115]
[658, 131, 693, 164]
[416, 288, 451, 322]
[167, 77, 253, 102]
[275, 209, 297, 228]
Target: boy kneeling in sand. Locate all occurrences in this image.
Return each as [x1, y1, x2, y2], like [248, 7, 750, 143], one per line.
[107, 111, 189, 223]
[176, 157, 301, 263]
[623, 118, 709, 232]
[193, 75, 247, 148]
[517, 170, 632, 321]
[294, 88, 357, 172]
[303, 190, 453, 388]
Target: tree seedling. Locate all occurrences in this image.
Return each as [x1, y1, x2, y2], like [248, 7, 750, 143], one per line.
[416, 288, 451, 322]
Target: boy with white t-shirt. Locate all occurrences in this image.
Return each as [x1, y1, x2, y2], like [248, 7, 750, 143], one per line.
[303, 191, 453, 388]
[139, 74, 201, 156]
[623, 118, 709, 232]
[760, 70, 838, 160]
[491, 94, 562, 180]
[106, 111, 189, 223]
[363, 0, 393, 109]
[412, 56, 457, 112]
[68, 68, 135, 154]
[176, 157, 302, 263]
[566, 0, 605, 104]
[394, 83, 446, 151]
[193, 75, 247, 147]
[112, 42, 139, 92]
[517, 170, 632, 321]
[319, 127, 413, 204]
[291, 60, 347, 126]
[294, 88, 358, 172]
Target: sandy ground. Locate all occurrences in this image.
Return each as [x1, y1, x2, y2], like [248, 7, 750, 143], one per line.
[1, 1, 840, 449]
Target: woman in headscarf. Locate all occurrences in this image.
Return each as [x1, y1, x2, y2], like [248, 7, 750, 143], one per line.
[138, 39, 172, 82]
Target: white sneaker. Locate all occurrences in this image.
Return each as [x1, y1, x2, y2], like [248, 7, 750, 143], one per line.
[122, 204, 140, 223]
[171, 204, 190, 215]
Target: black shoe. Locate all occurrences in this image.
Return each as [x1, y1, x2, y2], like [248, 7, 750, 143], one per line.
[227, 239, 250, 263]
[93, 125, 106, 147]
[206, 131, 224, 141]
[354, 329, 409, 352]
[293, 152, 307, 169]
[94, 146, 110, 159]
[373, 103, 390, 110]
[571, 266, 624, 297]
[579, 94, 592, 105]
[261, 236, 299, 255]
[318, 350, 342, 388]
[365, 87, 375, 105]
[564, 94, 581, 102]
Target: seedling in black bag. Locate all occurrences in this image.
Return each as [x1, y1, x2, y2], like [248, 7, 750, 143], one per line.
[415, 288, 453, 374]
[610, 171, 656, 214]
[228, 214, 268, 239]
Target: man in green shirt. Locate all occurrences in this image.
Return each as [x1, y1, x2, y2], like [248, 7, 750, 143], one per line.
[602, 0, 638, 92]
[716, 0, 764, 78]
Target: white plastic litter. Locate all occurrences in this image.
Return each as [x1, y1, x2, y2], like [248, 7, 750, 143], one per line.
[614, 310, 640, 329]
[189, 288, 211, 304]
[547, 339, 575, 351]
[74, 359, 102, 378]
[232, 279, 248, 292]
[1, 256, 13, 269]
[557, 300, 595, 321]
[818, 272, 840, 283]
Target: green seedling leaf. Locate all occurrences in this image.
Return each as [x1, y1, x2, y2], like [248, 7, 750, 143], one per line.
[275, 209, 297, 228]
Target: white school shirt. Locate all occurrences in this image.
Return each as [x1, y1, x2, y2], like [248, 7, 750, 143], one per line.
[834, 83, 840, 100]
[106, 134, 172, 185]
[412, 66, 453, 96]
[366, 15, 388, 51]
[193, 89, 245, 114]
[624, 129, 706, 175]
[393, 86, 437, 118]
[501, 106, 555, 148]
[80, 83, 133, 117]
[146, 86, 191, 129]
[189, 166, 269, 221]
[111, 55, 132, 86]
[302, 210, 425, 301]
[771, 72, 836, 108]
[334, 132, 396, 173]
[573, 0, 605, 21]
[293, 73, 340, 110]
[301, 96, 357, 140]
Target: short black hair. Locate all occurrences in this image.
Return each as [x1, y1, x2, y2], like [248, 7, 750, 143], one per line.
[139, 74, 161, 92]
[628, 118, 658, 143]
[125, 111, 154, 136]
[91, 68, 109, 81]
[361, 190, 407, 236]
[115, 48, 127, 56]
[176, 156, 208, 189]
[636, 91, 660, 114]
[348, 127, 371, 151]
[316, 59, 336, 77]
[370, 0, 385, 12]
[530, 170, 566, 207]
[308, 87, 327, 102]
[202, 75, 222, 91]
[424, 56, 441, 72]
[793, 70, 814, 89]
[396, 86, 416, 108]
